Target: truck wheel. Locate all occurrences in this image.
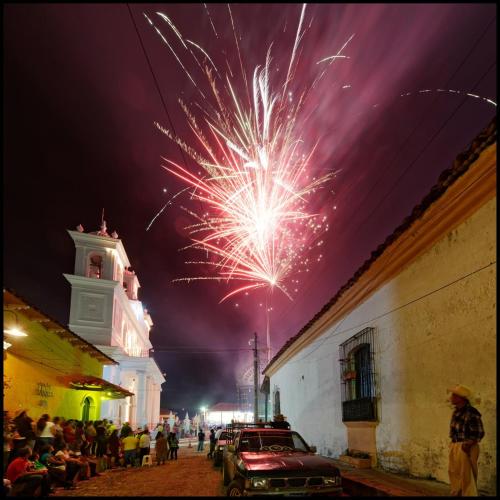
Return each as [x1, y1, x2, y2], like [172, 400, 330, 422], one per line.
[227, 480, 244, 496]
[222, 463, 230, 486]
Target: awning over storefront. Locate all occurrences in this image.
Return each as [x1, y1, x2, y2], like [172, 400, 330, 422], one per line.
[60, 375, 134, 399]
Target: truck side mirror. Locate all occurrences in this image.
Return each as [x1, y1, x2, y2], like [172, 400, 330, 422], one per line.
[309, 445, 317, 453]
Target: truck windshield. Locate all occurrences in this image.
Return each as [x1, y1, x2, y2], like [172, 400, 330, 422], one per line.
[239, 432, 309, 452]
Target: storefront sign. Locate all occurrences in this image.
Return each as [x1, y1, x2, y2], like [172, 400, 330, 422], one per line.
[35, 383, 54, 398]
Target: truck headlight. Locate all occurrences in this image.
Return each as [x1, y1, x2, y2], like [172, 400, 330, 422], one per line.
[251, 477, 268, 489]
[323, 476, 341, 486]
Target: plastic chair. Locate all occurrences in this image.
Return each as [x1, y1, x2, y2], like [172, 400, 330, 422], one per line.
[141, 454, 152, 466]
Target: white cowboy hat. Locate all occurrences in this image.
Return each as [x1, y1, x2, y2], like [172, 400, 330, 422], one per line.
[447, 384, 473, 400]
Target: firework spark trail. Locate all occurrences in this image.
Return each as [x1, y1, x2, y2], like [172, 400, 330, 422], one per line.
[203, 3, 219, 38]
[157, 12, 220, 84]
[147, 6, 346, 303]
[400, 88, 496, 107]
[227, 4, 251, 109]
[143, 13, 206, 100]
[282, 4, 307, 96]
[312, 33, 356, 90]
[186, 39, 221, 78]
[146, 187, 192, 231]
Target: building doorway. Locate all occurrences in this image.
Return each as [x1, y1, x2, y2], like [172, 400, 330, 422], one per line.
[82, 396, 94, 422]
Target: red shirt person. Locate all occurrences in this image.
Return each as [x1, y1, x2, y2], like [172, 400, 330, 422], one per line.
[63, 421, 76, 444]
[5, 446, 51, 496]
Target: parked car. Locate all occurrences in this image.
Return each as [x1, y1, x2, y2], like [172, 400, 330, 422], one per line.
[221, 427, 342, 496]
[213, 429, 232, 467]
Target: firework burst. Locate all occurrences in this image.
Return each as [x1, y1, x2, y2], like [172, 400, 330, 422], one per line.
[146, 6, 351, 303]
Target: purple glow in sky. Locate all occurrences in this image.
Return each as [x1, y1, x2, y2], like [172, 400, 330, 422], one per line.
[4, 3, 496, 412]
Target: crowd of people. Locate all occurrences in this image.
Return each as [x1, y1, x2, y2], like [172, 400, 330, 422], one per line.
[3, 410, 182, 497]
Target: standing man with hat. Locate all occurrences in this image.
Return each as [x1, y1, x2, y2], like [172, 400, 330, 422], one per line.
[447, 384, 484, 496]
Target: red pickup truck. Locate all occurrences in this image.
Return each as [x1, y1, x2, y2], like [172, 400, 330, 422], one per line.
[221, 427, 342, 496]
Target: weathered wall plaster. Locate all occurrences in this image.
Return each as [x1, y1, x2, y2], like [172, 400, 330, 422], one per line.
[270, 196, 496, 494]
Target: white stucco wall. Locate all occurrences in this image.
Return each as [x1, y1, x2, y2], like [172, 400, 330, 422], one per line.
[270, 196, 496, 494]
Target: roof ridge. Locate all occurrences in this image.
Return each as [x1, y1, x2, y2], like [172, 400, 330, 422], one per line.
[264, 116, 496, 374]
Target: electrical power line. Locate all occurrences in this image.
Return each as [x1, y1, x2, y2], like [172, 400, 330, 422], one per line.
[351, 60, 496, 237]
[263, 160, 496, 368]
[153, 349, 252, 354]
[128, 6, 495, 372]
[268, 54, 496, 343]
[275, 259, 496, 367]
[344, 15, 496, 229]
[268, 15, 496, 330]
[126, 4, 190, 171]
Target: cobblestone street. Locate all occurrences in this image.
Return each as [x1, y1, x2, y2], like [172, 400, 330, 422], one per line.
[53, 445, 223, 497]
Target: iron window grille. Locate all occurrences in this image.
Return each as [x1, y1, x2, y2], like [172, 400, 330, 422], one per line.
[339, 327, 377, 422]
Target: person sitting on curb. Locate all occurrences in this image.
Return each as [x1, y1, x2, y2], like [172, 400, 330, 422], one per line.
[39, 444, 75, 489]
[54, 442, 88, 485]
[5, 446, 51, 497]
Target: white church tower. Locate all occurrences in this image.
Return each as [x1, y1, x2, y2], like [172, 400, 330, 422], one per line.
[64, 219, 166, 429]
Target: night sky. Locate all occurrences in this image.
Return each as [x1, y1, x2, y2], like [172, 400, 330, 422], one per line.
[4, 4, 496, 415]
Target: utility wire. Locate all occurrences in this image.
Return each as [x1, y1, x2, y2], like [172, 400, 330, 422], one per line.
[126, 4, 190, 172]
[265, 162, 496, 368]
[268, 55, 497, 342]
[128, 6, 495, 367]
[345, 15, 496, 228]
[285, 259, 496, 368]
[268, 16, 496, 329]
[351, 59, 496, 236]
[152, 347, 268, 354]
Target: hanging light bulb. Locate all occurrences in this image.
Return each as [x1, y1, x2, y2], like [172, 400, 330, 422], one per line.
[3, 310, 28, 337]
[4, 327, 27, 337]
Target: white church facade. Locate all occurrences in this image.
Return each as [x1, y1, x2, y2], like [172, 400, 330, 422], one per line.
[64, 220, 165, 429]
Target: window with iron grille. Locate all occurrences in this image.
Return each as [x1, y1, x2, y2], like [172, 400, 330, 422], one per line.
[339, 327, 377, 422]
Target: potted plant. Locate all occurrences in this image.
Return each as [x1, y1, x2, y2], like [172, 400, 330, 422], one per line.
[339, 449, 372, 468]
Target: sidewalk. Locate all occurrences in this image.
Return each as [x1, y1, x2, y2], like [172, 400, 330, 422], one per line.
[330, 459, 451, 496]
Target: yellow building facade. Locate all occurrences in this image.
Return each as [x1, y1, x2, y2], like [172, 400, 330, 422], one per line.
[3, 289, 132, 421]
